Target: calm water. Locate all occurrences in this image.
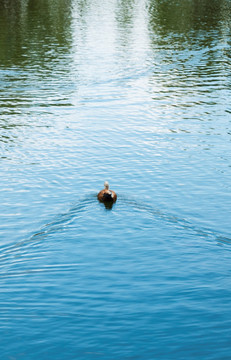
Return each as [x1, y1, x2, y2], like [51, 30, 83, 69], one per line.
[1, 0, 231, 358]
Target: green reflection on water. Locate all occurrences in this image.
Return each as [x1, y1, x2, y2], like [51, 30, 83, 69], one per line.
[148, 0, 231, 34]
[0, 0, 73, 66]
[0, 0, 230, 134]
[0, 0, 230, 67]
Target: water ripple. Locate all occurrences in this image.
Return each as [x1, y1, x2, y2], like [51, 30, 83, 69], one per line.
[0, 194, 230, 272]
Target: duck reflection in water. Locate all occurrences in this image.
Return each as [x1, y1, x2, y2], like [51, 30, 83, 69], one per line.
[97, 181, 117, 209]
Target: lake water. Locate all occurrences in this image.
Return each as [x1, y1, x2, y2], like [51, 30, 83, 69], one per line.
[0, 0, 231, 358]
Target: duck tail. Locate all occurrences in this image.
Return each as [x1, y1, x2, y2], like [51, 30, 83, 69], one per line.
[103, 192, 113, 201]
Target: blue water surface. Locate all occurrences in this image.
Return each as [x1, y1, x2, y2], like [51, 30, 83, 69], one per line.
[0, 0, 231, 359]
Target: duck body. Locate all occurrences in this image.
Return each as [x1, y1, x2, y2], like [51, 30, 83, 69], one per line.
[97, 181, 117, 204]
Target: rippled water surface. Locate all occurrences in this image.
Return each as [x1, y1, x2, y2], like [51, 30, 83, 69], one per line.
[1, 0, 231, 358]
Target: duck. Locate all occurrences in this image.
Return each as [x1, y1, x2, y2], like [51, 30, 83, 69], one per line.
[97, 181, 117, 204]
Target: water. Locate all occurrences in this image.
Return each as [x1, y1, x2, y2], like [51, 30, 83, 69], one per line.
[0, 0, 231, 358]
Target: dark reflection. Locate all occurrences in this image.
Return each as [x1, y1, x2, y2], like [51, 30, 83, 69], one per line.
[99, 200, 115, 210]
[147, 0, 231, 34]
[116, 0, 135, 24]
[115, 0, 135, 47]
[145, 0, 231, 115]
[0, 0, 73, 66]
[0, 0, 74, 138]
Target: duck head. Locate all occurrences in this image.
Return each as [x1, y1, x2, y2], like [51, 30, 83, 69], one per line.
[104, 181, 109, 190]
